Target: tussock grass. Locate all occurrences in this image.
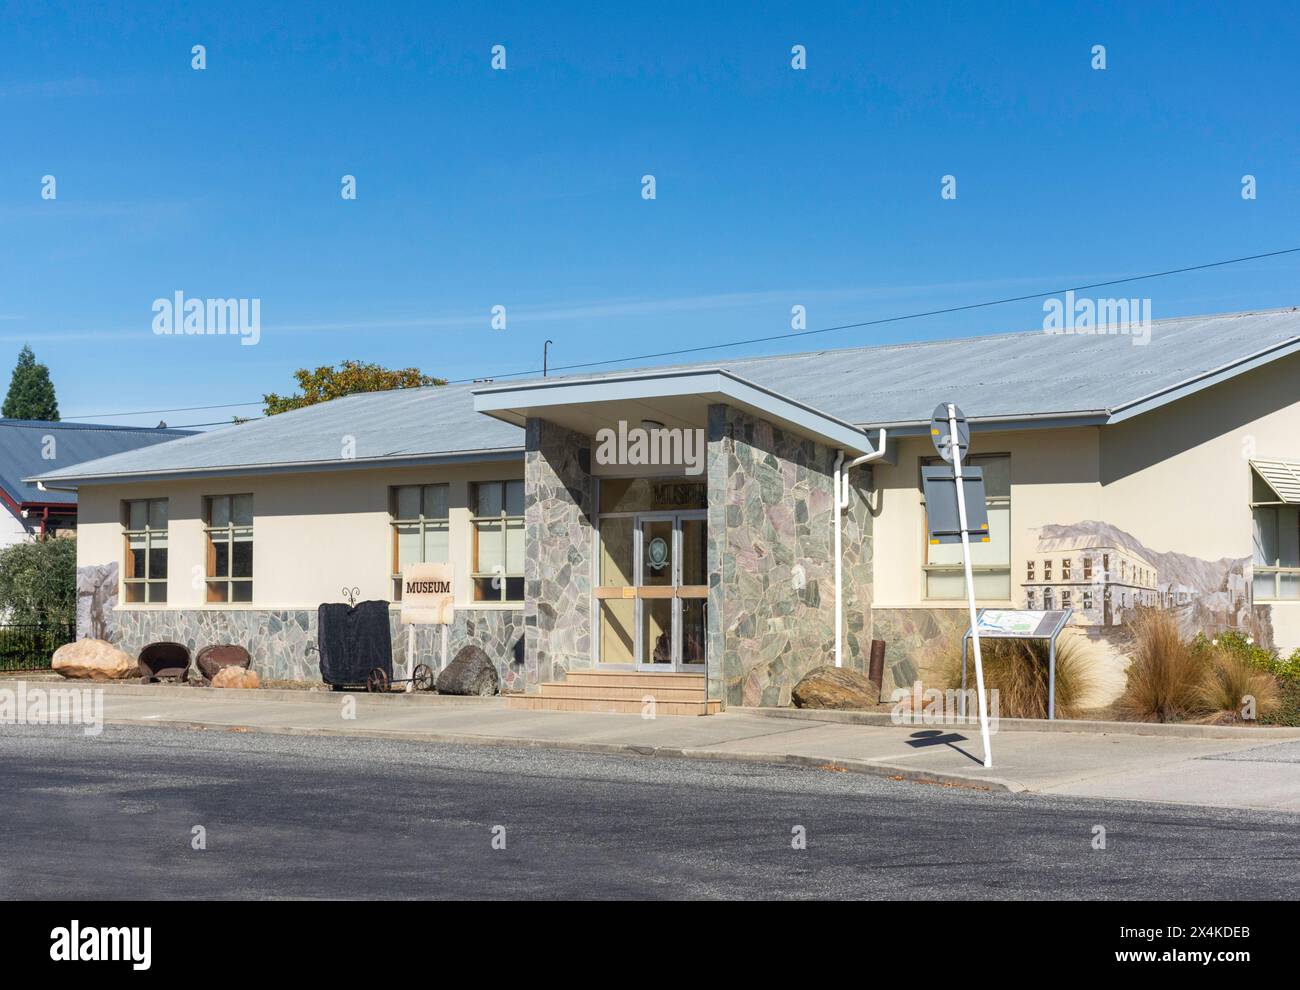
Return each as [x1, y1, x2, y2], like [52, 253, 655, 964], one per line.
[1116, 609, 1208, 723]
[942, 635, 1091, 720]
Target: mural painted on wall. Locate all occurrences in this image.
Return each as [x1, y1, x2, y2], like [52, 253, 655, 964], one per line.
[1023, 521, 1271, 647]
[76, 562, 118, 641]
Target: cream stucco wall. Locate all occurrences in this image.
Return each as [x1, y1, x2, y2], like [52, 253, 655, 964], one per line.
[75, 459, 525, 613]
[871, 427, 1102, 610]
[870, 350, 1300, 653]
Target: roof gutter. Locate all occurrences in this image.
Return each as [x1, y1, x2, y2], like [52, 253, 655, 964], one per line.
[25, 446, 528, 488]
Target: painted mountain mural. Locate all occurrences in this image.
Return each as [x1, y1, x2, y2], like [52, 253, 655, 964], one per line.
[1027, 520, 1270, 647]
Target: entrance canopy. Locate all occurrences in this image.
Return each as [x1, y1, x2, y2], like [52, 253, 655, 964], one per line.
[472, 368, 876, 457]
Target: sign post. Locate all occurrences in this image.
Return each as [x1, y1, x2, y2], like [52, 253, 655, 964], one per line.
[931, 402, 994, 768]
[400, 563, 455, 689]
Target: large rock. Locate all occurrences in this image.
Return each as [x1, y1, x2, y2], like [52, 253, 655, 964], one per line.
[211, 667, 260, 690]
[51, 639, 137, 681]
[435, 645, 500, 697]
[792, 665, 879, 710]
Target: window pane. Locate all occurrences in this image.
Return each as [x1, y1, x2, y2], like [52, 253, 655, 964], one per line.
[1282, 573, 1300, 600]
[209, 496, 230, 527]
[232, 540, 253, 579]
[1254, 571, 1278, 599]
[206, 581, 229, 603]
[232, 494, 253, 526]
[505, 577, 524, 601]
[124, 582, 145, 603]
[423, 485, 448, 519]
[212, 540, 229, 577]
[148, 500, 168, 530]
[1281, 507, 1300, 568]
[505, 518, 525, 574]
[231, 581, 253, 603]
[505, 480, 525, 516]
[396, 523, 421, 568]
[396, 486, 420, 520]
[1253, 507, 1278, 566]
[926, 570, 967, 600]
[127, 536, 145, 579]
[423, 525, 448, 563]
[473, 577, 499, 601]
[148, 547, 168, 580]
[147, 581, 168, 603]
[977, 456, 1010, 499]
[477, 482, 503, 517]
[476, 520, 504, 573]
[128, 501, 147, 530]
[926, 569, 1010, 600]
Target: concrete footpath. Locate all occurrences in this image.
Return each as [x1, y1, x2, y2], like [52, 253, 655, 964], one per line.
[7, 679, 1300, 812]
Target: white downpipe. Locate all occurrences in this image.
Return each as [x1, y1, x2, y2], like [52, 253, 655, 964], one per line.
[833, 430, 887, 668]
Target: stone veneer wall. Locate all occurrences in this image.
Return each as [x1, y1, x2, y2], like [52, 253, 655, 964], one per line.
[105, 604, 526, 688]
[523, 418, 595, 688]
[869, 607, 971, 701]
[706, 404, 873, 707]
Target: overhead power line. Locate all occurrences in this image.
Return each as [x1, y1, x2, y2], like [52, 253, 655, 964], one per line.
[65, 245, 1300, 422]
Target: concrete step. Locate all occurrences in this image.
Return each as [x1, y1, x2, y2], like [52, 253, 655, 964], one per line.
[506, 694, 721, 716]
[539, 682, 706, 701]
[561, 670, 706, 690]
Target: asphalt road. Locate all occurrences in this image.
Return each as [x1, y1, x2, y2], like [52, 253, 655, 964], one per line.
[2, 723, 1298, 899]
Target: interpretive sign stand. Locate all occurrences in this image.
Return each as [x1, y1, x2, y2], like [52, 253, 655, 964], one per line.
[961, 608, 1074, 720]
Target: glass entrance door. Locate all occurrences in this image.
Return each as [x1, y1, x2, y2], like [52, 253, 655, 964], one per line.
[635, 511, 707, 670]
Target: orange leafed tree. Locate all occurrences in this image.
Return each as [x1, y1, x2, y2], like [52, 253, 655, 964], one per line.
[262, 360, 446, 415]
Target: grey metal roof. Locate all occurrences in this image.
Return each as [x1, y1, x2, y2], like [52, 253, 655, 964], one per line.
[2, 420, 193, 504]
[29, 383, 524, 487]
[28, 307, 1300, 486]
[544, 307, 1300, 431]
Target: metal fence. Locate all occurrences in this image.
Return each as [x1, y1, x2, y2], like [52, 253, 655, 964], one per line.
[0, 623, 77, 672]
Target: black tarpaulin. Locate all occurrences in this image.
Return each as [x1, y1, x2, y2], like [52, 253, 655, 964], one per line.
[316, 601, 393, 686]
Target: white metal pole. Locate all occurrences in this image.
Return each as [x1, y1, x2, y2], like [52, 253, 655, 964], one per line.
[833, 450, 844, 667]
[441, 624, 449, 672]
[405, 628, 416, 693]
[949, 404, 993, 768]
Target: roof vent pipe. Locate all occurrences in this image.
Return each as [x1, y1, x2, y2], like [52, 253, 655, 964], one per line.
[834, 430, 887, 668]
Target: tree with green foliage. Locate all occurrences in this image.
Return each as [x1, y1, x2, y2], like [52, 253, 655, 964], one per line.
[0, 536, 76, 626]
[1, 345, 61, 421]
[262, 360, 445, 415]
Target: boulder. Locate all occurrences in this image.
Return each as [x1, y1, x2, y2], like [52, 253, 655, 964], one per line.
[51, 639, 138, 680]
[435, 645, 499, 697]
[196, 644, 251, 680]
[211, 667, 260, 690]
[791, 664, 879, 710]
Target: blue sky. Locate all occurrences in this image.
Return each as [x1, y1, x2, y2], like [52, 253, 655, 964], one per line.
[2, 1, 1297, 427]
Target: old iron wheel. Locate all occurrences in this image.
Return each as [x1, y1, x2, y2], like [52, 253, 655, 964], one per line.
[367, 667, 389, 693]
[412, 664, 435, 691]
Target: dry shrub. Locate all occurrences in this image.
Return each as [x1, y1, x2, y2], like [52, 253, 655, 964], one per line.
[1198, 648, 1280, 724]
[1116, 609, 1208, 722]
[943, 635, 1091, 719]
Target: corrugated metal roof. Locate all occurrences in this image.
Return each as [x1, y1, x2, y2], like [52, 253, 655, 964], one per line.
[28, 307, 1300, 486]
[2, 420, 193, 504]
[1252, 459, 1300, 504]
[555, 307, 1300, 428]
[29, 383, 524, 486]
